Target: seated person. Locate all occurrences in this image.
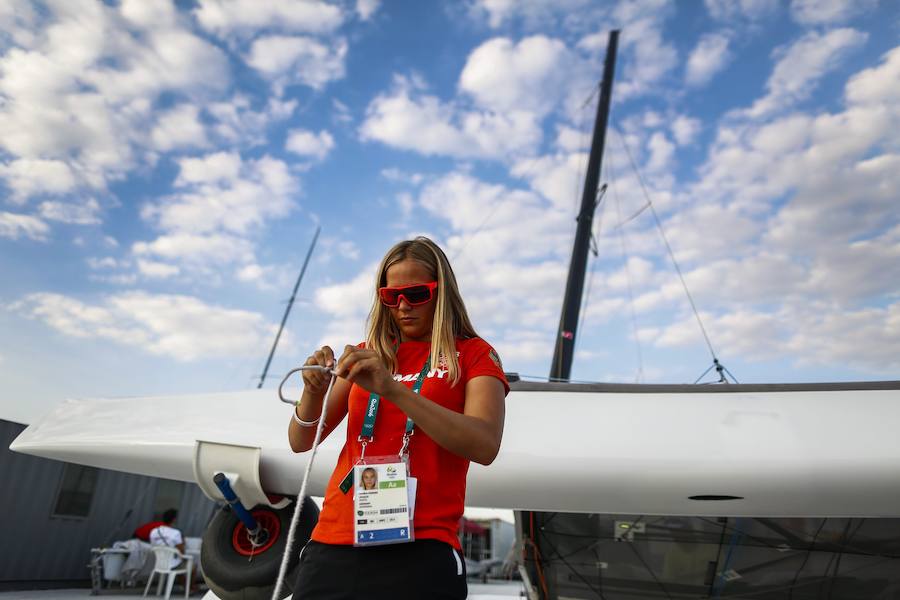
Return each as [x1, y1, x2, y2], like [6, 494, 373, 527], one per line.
[150, 509, 200, 592]
[149, 508, 184, 559]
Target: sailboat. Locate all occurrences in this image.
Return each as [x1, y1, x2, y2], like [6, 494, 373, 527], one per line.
[10, 30, 900, 600]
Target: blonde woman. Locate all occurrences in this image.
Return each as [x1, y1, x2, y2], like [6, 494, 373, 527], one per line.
[288, 236, 508, 599]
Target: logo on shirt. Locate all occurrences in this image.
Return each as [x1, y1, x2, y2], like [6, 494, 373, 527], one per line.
[393, 369, 447, 382]
[489, 348, 503, 370]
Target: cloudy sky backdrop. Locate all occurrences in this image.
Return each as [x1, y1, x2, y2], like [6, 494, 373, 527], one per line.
[2, 0, 899, 424]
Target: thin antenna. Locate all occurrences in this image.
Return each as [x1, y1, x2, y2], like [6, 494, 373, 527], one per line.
[257, 226, 321, 389]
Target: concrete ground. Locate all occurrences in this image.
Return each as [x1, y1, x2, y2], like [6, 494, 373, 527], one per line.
[0, 580, 526, 599]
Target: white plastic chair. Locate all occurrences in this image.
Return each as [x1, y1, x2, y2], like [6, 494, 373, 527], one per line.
[143, 546, 192, 600]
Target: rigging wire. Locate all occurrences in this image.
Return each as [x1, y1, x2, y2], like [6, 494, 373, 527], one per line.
[573, 84, 599, 216]
[536, 528, 609, 599]
[697, 516, 899, 560]
[787, 518, 828, 600]
[516, 373, 609, 384]
[612, 121, 735, 383]
[815, 520, 851, 599]
[828, 518, 866, 599]
[718, 554, 900, 598]
[534, 516, 899, 561]
[608, 155, 645, 382]
[627, 541, 675, 600]
[538, 514, 677, 600]
[572, 163, 608, 363]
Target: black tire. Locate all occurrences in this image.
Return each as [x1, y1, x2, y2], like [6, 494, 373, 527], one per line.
[201, 497, 319, 600]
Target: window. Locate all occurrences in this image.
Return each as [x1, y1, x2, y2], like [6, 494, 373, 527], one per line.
[52, 463, 99, 518]
[152, 479, 184, 521]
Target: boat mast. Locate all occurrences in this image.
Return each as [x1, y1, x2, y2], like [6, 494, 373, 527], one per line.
[257, 226, 321, 388]
[549, 29, 619, 382]
[523, 30, 619, 600]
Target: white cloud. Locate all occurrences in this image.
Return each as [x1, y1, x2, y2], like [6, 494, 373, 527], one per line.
[136, 259, 180, 279]
[670, 115, 701, 146]
[646, 132, 675, 172]
[0, 211, 49, 241]
[234, 262, 290, 290]
[790, 0, 879, 26]
[627, 44, 900, 376]
[577, 1, 679, 101]
[380, 168, 425, 186]
[459, 36, 576, 116]
[0, 0, 229, 211]
[314, 265, 377, 347]
[246, 35, 347, 92]
[396, 192, 415, 218]
[685, 32, 732, 87]
[132, 152, 298, 281]
[746, 28, 868, 118]
[133, 232, 254, 266]
[356, 0, 381, 20]
[645, 301, 900, 374]
[0, 1, 40, 48]
[286, 129, 335, 161]
[0, 159, 78, 203]
[118, 0, 179, 28]
[143, 153, 297, 236]
[705, 0, 779, 20]
[555, 125, 589, 153]
[151, 104, 208, 152]
[469, 0, 593, 29]
[16, 291, 278, 362]
[320, 237, 361, 262]
[359, 75, 542, 159]
[331, 98, 353, 125]
[845, 46, 900, 106]
[38, 198, 102, 225]
[511, 152, 587, 211]
[87, 257, 119, 270]
[194, 0, 344, 37]
[208, 96, 298, 147]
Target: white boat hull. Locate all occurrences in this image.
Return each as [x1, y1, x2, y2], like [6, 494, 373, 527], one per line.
[10, 382, 900, 517]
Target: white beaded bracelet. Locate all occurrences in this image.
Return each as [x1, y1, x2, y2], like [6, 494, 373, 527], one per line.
[293, 404, 321, 428]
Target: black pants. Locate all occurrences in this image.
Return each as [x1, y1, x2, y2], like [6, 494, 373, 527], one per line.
[292, 539, 467, 600]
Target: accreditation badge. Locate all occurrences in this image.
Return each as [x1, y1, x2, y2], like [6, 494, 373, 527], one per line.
[353, 458, 414, 546]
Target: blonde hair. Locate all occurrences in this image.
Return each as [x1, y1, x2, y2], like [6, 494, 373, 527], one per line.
[366, 237, 478, 385]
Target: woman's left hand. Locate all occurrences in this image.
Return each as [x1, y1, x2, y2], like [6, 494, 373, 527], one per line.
[335, 345, 396, 397]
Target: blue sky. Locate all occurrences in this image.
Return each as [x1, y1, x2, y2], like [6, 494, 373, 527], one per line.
[2, 0, 899, 424]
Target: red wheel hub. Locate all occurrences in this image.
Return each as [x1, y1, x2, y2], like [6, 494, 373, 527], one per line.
[231, 509, 281, 556]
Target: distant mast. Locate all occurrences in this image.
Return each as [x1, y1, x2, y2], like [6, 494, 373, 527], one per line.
[549, 29, 619, 382]
[257, 226, 321, 389]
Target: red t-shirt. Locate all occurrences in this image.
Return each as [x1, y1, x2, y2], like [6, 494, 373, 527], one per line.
[311, 337, 509, 550]
[133, 520, 166, 542]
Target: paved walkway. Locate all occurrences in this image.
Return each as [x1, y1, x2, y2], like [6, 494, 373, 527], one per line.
[0, 581, 526, 599]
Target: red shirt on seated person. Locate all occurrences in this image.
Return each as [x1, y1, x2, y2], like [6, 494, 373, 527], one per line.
[133, 520, 166, 542]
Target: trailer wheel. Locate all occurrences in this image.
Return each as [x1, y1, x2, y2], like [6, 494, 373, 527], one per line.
[201, 497, 318, 600]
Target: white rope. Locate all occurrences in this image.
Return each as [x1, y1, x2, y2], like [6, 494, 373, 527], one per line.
[271, 365, 338, 600]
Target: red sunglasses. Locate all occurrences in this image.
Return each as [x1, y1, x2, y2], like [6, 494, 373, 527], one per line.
[378, 282, 438, 307]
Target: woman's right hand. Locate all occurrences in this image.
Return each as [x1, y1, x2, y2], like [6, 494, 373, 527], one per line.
[301, 346, 335, 396]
